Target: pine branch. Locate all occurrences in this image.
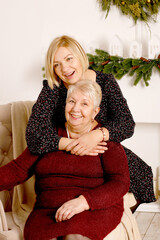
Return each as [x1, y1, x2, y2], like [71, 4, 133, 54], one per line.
[97, 0, 160, 24]
[87, 49, 160, 86]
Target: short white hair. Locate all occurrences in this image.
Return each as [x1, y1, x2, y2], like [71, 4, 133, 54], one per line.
[67, 80, 102, 108]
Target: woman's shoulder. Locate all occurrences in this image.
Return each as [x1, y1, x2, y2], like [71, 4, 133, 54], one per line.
[41, 79, 55, 93]
[43, 79, 48, 87]
[32, 80, 62, 107]
[95, 71, 116, 84]
[86, 69, 114, 89]
[86, 69, 112, 82]
[42, 79, 59, 91]
[95, 71, 123, 96]
[41, 79, 66, 97]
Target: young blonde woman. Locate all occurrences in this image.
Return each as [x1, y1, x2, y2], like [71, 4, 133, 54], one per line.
[26, 35, 156, 210]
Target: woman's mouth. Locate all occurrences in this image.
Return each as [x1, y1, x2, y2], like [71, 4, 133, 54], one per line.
[64, 71, 75, 78]
[71, 114, 82, 120]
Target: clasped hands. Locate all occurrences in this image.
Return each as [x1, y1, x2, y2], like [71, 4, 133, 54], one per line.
[66, 130, 108, 156]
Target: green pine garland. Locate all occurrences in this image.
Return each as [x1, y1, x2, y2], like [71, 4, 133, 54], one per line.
[97, 0, 160, 23]
[42, 49, 160, 86]
[87, 49, 160, 86]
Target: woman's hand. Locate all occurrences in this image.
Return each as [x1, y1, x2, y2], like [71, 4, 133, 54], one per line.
[66, 129, 109, 156]
[55, 195, 89, 222]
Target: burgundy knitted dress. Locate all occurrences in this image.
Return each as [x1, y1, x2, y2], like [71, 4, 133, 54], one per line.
[0, 128, 130, 240]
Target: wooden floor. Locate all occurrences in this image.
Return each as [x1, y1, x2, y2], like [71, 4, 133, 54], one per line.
[134, 211, 160, 240]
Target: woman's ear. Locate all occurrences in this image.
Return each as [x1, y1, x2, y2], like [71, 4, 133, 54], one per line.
[92, 107, 100, 120]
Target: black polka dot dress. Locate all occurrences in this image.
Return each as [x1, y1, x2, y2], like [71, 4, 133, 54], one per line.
[26, 71, 156, 203]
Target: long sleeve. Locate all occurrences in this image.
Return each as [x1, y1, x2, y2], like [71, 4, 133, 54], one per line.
[26, 80, 62, 154]
[82, 141, 130, 210]
[96, 72, 135, 142]
[0, 148, 39, 191]
[26, 72, 135, 155]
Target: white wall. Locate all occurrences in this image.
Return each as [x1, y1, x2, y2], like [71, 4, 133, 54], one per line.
[0, 0, 160, 199]
[1, 0, 160, 105]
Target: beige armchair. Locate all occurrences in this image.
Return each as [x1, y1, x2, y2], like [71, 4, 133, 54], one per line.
[0, 101, 35, 240]
[0, 101, 141, 240]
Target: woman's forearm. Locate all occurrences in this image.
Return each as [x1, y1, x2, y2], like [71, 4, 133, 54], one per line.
[58, 137, 74, 150]
[0, 148, 38, 191]
[81, 142, 130, 210]
[96, 72, 135, 142]
[64, 129, 108, 156]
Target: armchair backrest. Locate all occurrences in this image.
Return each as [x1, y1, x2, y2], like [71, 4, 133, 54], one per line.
[0, 101, 35, 212]
[0, 103, 13, 211]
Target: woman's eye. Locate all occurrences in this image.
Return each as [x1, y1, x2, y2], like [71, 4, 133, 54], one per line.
[69, 99, 74, 103]
[67, 57, 73, 61]
[82, 103, 88, 106]
[53, 64, 59, 68]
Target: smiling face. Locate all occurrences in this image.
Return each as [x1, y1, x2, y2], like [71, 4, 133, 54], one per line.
[53, 47, 83, 88]
[65, 89, 99, 133]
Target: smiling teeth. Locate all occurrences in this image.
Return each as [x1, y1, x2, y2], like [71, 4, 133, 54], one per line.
[65, 71, 74, 77]
[71, 114, 81, 119]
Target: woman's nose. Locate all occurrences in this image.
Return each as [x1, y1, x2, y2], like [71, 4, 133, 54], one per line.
[61, 62, 69, 72]
[72, 102, 80, 111]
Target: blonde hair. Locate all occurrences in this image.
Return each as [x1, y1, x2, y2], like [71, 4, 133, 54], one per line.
[45, 35, 89, 89]
[67, 80, 102, 109]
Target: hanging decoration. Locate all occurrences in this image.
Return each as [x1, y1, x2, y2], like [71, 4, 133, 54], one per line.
[87, 49, 160, 86]
[97, 0, 160, 23]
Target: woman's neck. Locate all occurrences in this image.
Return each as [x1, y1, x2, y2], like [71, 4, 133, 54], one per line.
[63, 69, 96, 89]
[66, 121, 98, 139]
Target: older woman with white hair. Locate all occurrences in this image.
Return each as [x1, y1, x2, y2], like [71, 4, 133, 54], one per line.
[0, 80, 130, 240]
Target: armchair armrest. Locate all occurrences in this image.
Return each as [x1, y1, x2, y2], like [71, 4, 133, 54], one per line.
[0, 200, 8, 231]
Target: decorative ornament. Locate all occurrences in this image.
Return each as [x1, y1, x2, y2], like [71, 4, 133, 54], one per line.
[109, 35, 123, 56]
[87, 49, 160, 86]
[129, 40, 142, 58]
[148, 35, 160, 58]
[97, 0, 160, 23]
